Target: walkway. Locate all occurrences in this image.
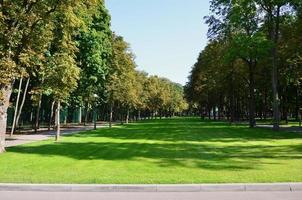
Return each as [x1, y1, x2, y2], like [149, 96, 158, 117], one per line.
[5, 124, 106, 148]
[256, 124, 302, 132]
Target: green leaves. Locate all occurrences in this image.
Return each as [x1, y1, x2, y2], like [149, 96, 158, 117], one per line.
[73, 2, 112, 105]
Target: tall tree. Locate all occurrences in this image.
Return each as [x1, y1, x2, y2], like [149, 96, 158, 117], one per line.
[0, 0, 99, 151]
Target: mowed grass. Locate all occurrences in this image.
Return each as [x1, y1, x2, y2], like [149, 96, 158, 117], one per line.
[0, 117, 302, 184]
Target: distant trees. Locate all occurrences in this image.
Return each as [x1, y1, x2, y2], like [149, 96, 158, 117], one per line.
[106, 35, 187, 126]
[0, 0, 187, 152]
[185, 0, 302, 128]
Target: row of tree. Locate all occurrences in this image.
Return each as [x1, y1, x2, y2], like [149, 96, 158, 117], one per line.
[0, 0, 187, 153]
[185, 0, 302, 128]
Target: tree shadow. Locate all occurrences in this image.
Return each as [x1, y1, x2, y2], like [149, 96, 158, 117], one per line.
[72, 118, 302, 143]
[8, 140, 302, 171]
[7, 118, 302, 171]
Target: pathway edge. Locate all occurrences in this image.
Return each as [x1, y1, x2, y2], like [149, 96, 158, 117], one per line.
[0, 183, 301, 192]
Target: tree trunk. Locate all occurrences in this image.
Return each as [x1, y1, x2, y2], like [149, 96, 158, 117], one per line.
[109, 103, 113, 128]
[125, 109, 129, 124]
[120, 112, 124, 125]
[248, 63, 256, 128]
[218, 95, 223, 120]
[15, 78, 30, 131]
[48, 101, 55, 131]
[138, 110, 141, 121]
[271, 7, 281, 131]
[264, 90, 268, 120]
[11, 78, 23, 136]
[34, 94, 42, 133]
[0, 83, 13, 153]
[272, 46, 280, 130]
[78, 107, 82, 124]
[93, 106, 97, 130]
[55, 101, 60, 142]
[295, 87, 299, 121]
[299, 110, 302, 127]
[84, 104, 89, 126]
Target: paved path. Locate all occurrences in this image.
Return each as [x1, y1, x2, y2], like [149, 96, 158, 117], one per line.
[1, 191, 301, 200]
[5, 125, 105, 148]
[257, 124, 302, 132]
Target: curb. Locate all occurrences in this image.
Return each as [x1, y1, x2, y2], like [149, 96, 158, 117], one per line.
[0, 183, 302, 192]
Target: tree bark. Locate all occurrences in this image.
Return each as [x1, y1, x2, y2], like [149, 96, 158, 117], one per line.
[125, 109, 129, 124]
[55, 101, 60, 142]
[120, 112, 124, 125]
[248, 63, 256, 128]
[34, 94, 42, 133]
[213, 106, 217, 120]
[93, 106, 97, 130]
[10, 78, 23, 136]
[264, 89, 268, 120]
[0, 83, 13, 153]
[272, 46, 280, 130]
[230, 84, 235, 123]
[78, 107, 82, 124]
[109, 103, 113, 128]
[84, 104, 89, 126]
[48, 100, 55, 131]
[271, 6, 281, 131]
[218, 95, 223, 120]
[137, 110, 141, 121]
[15, 78, 30, 131]
[295, 87, 299, 121]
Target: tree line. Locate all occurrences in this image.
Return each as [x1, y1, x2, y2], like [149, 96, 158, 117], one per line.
[185, 0, 302, 128]
[0, 0, 187, 152]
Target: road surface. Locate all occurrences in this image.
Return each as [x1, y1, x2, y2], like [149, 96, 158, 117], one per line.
[1, 191, 301, 200]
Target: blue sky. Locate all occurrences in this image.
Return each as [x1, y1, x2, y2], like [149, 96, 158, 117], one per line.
[105, 0, 210, 85]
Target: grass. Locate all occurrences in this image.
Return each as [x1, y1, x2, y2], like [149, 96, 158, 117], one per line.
[0, 117, 302, 184]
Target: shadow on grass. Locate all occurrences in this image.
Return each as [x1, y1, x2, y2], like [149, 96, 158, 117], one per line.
[9, 141, 302, 171]
[72, 118, 302, 142]
[7, 118, 302, 171]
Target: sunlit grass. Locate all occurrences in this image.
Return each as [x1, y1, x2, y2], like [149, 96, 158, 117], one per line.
[0, 117, 301, 184]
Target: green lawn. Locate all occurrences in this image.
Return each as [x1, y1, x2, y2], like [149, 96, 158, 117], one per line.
[1, 117, 302, 184]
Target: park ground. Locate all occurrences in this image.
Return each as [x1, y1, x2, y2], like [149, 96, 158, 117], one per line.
[0, 117, 302, 184]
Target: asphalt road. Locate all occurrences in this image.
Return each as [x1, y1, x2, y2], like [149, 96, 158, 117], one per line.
[1, 191, 302, 200]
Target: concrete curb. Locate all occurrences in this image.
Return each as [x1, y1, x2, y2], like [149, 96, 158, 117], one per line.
[0, 183, 302, 192]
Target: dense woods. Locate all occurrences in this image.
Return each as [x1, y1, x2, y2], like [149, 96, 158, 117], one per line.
[185, 0, 302, 128]
[0, 0, 187, 152]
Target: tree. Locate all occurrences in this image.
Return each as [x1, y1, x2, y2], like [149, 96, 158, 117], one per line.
[186, 0, 301, 128]
[106, 34, 137, 125]
[0, 0, 100, 151]
[256, 0, 296, 130]
[0, 0, 64, 152]
[74, 2, 112, 124]
[207, 0, 271, 127]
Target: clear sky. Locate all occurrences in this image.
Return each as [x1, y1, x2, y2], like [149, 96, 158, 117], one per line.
[105, 0, 210, 85]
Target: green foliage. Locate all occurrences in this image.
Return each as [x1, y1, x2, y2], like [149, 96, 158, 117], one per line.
[105, 34, 187, 117]
[187, 0, 302, 122]
[106, 34, 137, 108]
[74, 2, 112, 106]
